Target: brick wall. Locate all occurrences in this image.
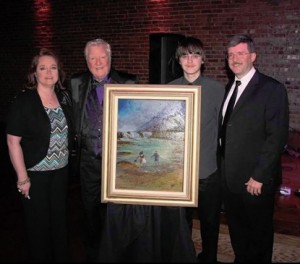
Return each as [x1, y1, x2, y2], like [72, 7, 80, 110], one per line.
[0, 0, 299, 130]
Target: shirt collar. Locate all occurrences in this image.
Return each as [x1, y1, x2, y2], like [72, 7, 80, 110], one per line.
[235, 67, 256, 87]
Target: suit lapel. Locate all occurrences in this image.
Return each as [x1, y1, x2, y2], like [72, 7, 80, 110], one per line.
[79, 77, 92, 132]
[218, 80, 234, 129]
[71, 73, 92, 133]
[79, 80, 90, 112]
[230, 71, 260, 118]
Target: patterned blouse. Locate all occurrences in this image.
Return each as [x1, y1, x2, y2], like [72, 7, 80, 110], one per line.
[28, 106, 69, 171]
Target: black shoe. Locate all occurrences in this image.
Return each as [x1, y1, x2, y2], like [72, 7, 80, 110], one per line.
[197, 252, 219, 263]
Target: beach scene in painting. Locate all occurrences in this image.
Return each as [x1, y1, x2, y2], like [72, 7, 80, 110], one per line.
[116, 98, 186, 192]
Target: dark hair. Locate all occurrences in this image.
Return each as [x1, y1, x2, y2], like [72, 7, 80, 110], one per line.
[227, 34, 256, 53]
[175, 37, 206, 62]
[26, 48, 66, 90]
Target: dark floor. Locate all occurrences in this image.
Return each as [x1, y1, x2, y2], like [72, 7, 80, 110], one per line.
[1, 133, 300, 262]
[273, 151, 300, 236]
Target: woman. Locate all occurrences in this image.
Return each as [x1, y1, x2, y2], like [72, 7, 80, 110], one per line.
[6, 48, 74, 262]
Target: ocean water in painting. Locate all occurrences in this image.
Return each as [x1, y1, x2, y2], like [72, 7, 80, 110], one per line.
[117, 136, 184, 171]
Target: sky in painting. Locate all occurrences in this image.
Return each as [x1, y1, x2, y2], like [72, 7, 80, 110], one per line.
[118, 99, 174, 131]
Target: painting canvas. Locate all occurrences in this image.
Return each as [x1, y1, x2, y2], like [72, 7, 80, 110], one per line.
[101, 84, 201, 207]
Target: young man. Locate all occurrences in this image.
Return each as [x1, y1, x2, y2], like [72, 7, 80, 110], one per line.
[218, 34, 289, 262]
[169, 36, 225, 263]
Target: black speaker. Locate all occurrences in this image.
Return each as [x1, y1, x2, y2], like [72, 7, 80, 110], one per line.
[149, 33, 185, 84]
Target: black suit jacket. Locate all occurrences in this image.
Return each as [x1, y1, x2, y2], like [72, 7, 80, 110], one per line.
[69, 68, 137, 162]
[218, 70, 289, 193]
[6, 88, 74, 168]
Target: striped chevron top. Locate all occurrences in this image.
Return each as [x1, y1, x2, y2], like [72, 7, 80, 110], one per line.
[28, 106, 69, 171]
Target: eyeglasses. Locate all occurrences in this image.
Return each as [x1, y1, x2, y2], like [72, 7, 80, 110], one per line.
[226, 52, 251, 60]
[180, 54, 201, 60]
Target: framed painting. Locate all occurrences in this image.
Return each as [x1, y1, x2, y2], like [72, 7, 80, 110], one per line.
[101, 84, 201, 207]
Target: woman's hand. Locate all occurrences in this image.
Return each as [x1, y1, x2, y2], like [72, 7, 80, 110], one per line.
[7, 134, 31, 199]
[17, 178, 31, 199]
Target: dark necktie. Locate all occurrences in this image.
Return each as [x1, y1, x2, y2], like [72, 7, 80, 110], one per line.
[220, 80, 241, 155]
[84, 80, 106, 157]
[86, 80, 105, 123]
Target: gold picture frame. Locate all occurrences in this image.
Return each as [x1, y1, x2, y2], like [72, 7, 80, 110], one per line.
[101, 84, 201, 207]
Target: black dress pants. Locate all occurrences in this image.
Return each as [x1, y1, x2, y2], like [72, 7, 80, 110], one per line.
[80, 149, 107, 262]
[23, 166, 69, 262]
[186, 170, 222, 262]
[222, 181, 275, 262]
[220, 157, 276, 262]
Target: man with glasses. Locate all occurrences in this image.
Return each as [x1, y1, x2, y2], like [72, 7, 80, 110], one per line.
[218, 34, 289, 262]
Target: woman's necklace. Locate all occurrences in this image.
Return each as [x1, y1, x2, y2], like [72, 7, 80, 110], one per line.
[45, 97, 59, 108]
[39, 91, 58, 108]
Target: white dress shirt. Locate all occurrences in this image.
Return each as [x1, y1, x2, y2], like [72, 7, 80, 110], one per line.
[222, 67, 256, 119]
